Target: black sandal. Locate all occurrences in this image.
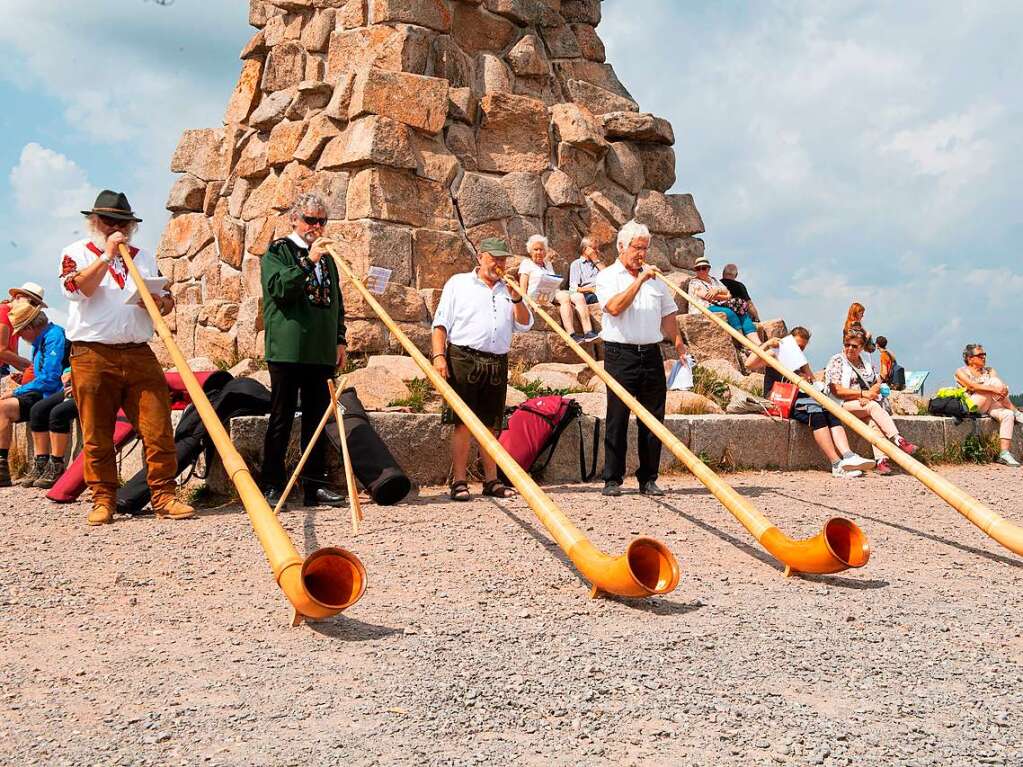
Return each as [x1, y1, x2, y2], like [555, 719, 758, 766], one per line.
[482, 479, 517, 498]
[450, 480, 471, 502]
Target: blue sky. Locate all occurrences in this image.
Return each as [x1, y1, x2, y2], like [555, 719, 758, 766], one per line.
[1, 0, 1020, 390]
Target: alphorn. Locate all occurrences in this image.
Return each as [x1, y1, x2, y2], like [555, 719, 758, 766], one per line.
[120, 245, 367, 626]
[658, 268, 1023, 557]
[327, 379, 364, 535]
[502, 275, 869, 576]
[326, 245, 679, 598]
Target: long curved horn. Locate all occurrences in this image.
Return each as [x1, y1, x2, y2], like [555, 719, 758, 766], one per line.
[120, 245, 367, 625]
[502, 274, 869, 577]
[657, 268, 1023, 557]
[327, 247, 680, 598]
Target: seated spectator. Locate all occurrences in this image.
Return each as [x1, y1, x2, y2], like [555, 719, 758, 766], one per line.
[0, 304, 67, 486]
[518, 235, 596, 344]
[826, 328, 916, 476]
[746, 326, 873, 478]
[955, 344, 1022, 467]
[559, 238, 602, 343]
[688, 256, 758, 343]
[0, 282, 47, 380]
[21, 368, 77, 489]
[720, 263, 761, 323]
[843, 302, 875, 353]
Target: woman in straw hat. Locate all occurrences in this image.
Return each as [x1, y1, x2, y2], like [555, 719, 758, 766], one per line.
[0, 281, 46, 378]
[0, 302, 66, 486]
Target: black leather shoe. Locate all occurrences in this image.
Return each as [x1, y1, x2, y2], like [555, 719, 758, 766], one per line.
[639, 481, 665, 497]
[264, 487, 288, 511]
[304, 486, 345, 508]
[601, 481, 622, 497]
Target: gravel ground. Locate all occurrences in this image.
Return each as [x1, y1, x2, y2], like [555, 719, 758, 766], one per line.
[2, 465, 1023, 766]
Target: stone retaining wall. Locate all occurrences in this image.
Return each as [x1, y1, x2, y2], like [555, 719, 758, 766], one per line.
[204, 413, 1017, 496]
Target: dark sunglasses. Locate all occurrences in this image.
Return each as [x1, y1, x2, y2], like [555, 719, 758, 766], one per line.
[98, 215, 129, 228]
[302, 215, 327, 227]
[972, 352, 987, 358]
[695, 265, 710, 271]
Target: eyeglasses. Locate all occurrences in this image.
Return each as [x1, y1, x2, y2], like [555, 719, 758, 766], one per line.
[302, 215, 327, 227]
[98, 215, 129, 228]
[972, 353, 987, 358]
[695, 266, 710, 271]
[844, 343, 863, 350]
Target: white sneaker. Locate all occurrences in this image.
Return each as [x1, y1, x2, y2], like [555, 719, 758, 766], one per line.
[832, 466, 863, 479]
[996, 451, 1022, 467]
[839, 453, 875, 472]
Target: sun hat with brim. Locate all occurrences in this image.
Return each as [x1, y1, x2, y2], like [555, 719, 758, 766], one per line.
[478, 237, 512, 257]
[9, 281, 47, 308]
[10, 301, 42, 334]
[81, 189, 142, 223]
[693, 256, 712, 269]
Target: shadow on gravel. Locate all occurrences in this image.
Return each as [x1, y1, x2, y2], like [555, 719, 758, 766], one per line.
[800, 574, 889, 589]
[768, 490, 1023, 571]
[544, 484, 772, 499]
[487, 500, 589, 589]
[651, 499, 781, 572]
[604, 595, 705, 616]
[305, 618, 402, 642]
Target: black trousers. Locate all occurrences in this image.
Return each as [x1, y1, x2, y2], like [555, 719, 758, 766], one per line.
[262, 361, 335, 491]
[603, 342, 667, 485]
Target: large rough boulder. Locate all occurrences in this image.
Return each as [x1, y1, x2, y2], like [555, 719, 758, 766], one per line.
[341, 367, 411, 411]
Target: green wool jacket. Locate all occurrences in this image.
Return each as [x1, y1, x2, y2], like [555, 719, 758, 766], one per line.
[261, 237, 347, 366]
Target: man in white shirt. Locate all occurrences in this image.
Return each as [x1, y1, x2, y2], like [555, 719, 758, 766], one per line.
[60, 191, 193, 526]
[596, 220, 687, 497]
[431, 238, 532, 501]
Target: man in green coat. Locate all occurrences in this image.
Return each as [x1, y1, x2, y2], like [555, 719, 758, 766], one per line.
[260, 192, 347, 510]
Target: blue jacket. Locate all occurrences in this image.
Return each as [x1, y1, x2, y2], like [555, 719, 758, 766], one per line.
[14, 323, 67, 398]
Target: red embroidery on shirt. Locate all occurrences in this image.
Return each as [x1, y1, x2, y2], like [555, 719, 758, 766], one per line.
[85, 242, 134, 289]
[61, 254, 80, 293]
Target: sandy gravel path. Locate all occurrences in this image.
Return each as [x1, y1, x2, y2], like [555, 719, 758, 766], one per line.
[2, 466, 1022, 766]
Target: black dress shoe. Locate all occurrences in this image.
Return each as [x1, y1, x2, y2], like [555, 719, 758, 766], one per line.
[264, 487, 288, 511]
[602, 481, 622, 497]
[639, 481, 665, 497]
[304, 486, 345, 507]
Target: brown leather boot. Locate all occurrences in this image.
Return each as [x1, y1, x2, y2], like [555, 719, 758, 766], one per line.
[153, 498, 196, 521]
[87, 503, 115, 526]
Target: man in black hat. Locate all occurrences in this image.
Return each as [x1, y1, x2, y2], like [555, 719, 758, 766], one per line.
[59, 190, 193, 526]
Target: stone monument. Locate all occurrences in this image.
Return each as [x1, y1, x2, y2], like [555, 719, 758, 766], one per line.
[158, 0, 706, 368]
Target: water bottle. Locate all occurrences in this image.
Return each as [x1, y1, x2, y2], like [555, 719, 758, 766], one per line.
[879, 383, 891, 398]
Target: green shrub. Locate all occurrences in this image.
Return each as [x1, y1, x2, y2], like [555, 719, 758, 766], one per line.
[388, 377, 435, 413]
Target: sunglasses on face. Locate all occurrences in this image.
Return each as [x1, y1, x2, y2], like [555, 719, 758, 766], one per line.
[695, 266, 710, 271]
[844, 343, 862, 350]
[98, 215, 129, 228]
[972, 353, 987, 358]
[302, 215, 328, 227]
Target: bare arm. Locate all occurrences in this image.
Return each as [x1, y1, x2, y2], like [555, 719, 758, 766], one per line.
[431, 326, 449, 379]
[659, 313, 687, 360]
[955, 368, 1006, 396]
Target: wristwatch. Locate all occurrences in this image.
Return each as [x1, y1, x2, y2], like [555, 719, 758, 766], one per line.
[99, 254, 111, 264]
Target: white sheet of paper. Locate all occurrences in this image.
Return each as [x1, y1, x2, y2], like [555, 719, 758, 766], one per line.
[667, 355, 695, 390]
[365, 266, 393, 295]
[776, 335, 809, 372]
[122, 276, 169, 305]
[535, 273, 563, 301]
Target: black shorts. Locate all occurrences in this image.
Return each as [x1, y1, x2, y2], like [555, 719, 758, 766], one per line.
[442, 344, 509, 431]
[15, 392, 44, 423]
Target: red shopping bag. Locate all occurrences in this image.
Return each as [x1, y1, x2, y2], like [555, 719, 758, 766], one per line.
[766, 382, 799, 419]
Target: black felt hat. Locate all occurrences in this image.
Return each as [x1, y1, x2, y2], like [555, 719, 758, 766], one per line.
[81, 190, 142, 222]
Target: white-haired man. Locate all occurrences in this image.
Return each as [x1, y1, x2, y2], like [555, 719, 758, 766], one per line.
[260, 192, 347, 511]
[59, 190, 193, 525]
[596, 220, 687, 497]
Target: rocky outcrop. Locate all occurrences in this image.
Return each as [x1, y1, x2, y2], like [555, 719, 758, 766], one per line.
[158, 0, 705, 365]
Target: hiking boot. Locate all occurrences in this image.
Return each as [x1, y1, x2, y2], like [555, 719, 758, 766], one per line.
[0, 457, 10, 487]
[894, 435, 917, 455]
[32, 459, 65, 489]
[639, 481, 665, 497]
[153, 498, 196, 521]
[602, 481, 622, 497]
[996, 451, 1022, 468]
[19, 456, 47, 487]
[875, 459, 893, 476]
[87, 503, 115, 526]
[832, 465, 863, 479]
[838, 453, 875, 472]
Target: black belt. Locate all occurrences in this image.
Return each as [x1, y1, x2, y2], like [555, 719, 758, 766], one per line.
[604, 341, 661, 352]
[449, 343, 507, 360]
